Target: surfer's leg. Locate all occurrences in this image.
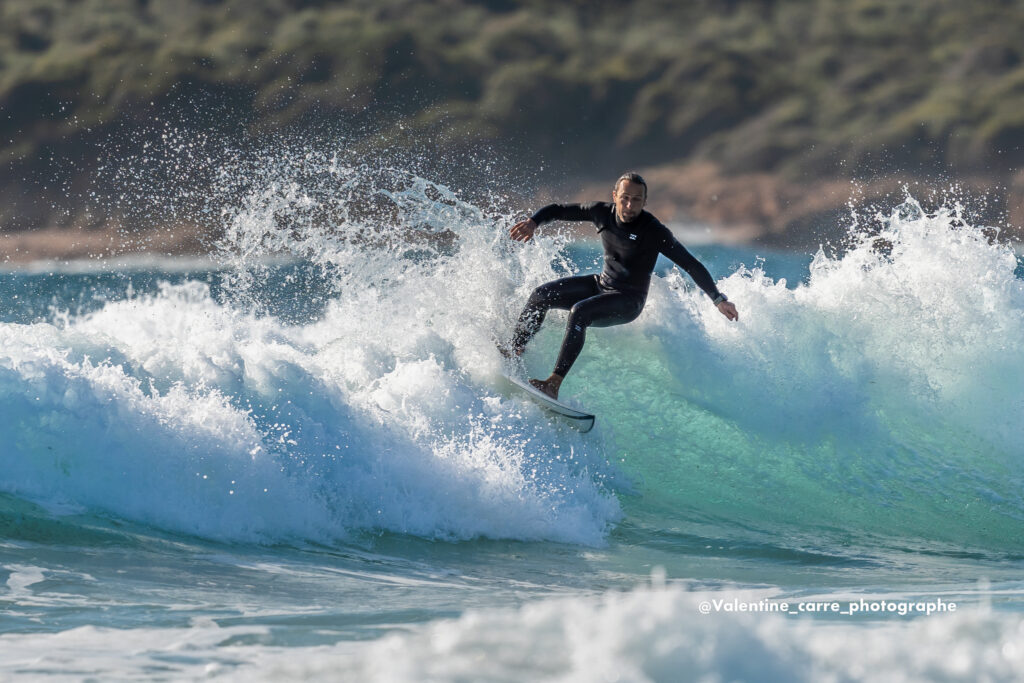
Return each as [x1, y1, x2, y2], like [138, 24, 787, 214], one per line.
[505, 275, 600, 356]
[551, 291, 645, 378]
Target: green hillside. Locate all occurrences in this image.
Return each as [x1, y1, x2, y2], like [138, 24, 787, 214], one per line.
[2, 0, 1023, 242]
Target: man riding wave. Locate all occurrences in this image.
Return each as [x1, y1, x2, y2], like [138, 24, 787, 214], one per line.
[502, 172, 739, 399]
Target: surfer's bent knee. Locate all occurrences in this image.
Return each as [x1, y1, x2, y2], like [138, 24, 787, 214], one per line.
[566, 303, 592, 330]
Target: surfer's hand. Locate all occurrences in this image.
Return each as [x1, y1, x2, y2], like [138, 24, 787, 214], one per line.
[509, 218, 537, 242]
[717, 300, 739, 321]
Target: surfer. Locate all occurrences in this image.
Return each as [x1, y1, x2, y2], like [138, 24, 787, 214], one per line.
[502, 172, 739, 399]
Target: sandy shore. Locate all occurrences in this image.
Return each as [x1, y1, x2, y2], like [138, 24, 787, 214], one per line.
[3, 162, 1021, 265]
[0, 223, 211, 266]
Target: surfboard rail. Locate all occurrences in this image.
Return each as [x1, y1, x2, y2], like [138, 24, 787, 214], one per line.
[503, 374, 595, 433]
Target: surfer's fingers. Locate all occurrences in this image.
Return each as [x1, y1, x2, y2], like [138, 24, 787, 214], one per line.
[509, 221, 534, 241]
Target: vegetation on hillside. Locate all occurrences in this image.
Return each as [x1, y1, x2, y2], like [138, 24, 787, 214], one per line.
[2, 0, 1023, 235]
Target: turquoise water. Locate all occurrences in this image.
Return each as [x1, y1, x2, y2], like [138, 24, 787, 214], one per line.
[2, 167, 1024, 680]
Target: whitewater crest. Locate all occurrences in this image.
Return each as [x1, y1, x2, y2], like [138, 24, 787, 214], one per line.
[0, 156, 621, 546]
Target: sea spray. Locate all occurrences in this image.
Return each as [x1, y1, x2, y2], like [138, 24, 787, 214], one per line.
[0, 155, 622, 546]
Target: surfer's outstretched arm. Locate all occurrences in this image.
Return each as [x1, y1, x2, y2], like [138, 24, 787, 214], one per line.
[509, 203, 601, 242]
[662, 239, 739, 321]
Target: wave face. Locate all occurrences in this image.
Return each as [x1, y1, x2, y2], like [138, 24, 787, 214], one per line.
[1, 151, 1022, 553]
[603, 198, 1024, 553]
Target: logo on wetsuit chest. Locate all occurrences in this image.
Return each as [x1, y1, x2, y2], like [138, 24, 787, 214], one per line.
[628, 233, 637, 240]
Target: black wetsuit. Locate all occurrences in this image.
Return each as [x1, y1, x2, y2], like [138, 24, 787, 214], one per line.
[511, 202, 724, 378]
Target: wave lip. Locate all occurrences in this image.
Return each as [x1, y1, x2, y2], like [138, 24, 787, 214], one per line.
[0, 157, 627, 546]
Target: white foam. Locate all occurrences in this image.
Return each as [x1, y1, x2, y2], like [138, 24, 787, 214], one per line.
[0, 167, 622, 546]
[3, 587, 1021, 682]
[237, 587, 1024, 682]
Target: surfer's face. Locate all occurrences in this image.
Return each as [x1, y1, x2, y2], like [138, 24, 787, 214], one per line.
[613, 180, 646, 223]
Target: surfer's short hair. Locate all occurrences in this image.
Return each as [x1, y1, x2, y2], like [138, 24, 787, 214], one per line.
[614, 172, 647, 197]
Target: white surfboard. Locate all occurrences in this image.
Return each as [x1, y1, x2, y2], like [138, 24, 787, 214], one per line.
[503, 374, 595, 433]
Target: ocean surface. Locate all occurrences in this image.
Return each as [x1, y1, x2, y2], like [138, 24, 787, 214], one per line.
[2, 166, 1024, 681]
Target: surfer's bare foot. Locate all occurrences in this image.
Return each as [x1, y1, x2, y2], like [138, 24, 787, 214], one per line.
[529, 373, 563, 399]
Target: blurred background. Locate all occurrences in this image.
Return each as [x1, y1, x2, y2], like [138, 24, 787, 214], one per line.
[2, 0, 1023, 260]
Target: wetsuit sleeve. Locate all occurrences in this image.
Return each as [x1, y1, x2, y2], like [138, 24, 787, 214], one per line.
[661, 238, 723, 300]
[529, 203, 601, 226]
